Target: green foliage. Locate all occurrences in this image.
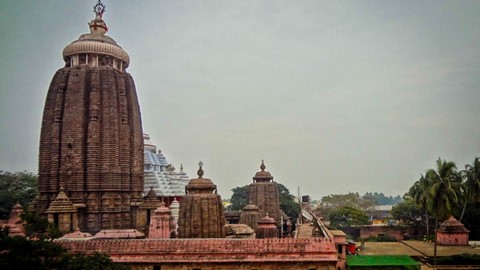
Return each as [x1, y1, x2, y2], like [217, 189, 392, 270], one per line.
[328, 206, 369, 227]
[0, 234, 67, 270]
[277, 183, 301, 219]
[364, 192, 402, 205]
[316, 192, 376, 219]
[228, 185, 250, 211]
[391, 199, 424, 227]
[21, 211, 62, 240]
[426, 158, 462, 221]
[461, 202, 480, 240]
[0, 232, 129, 270]
[437, 253, 480, 265]
[0, 171, 37, 219]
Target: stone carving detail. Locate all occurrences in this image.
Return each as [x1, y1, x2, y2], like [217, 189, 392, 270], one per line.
[37, 6, 144, 233]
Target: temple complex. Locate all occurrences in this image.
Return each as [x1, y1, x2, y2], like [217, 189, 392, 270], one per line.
[143, 133, 189, 205]
[33, 1, 144, 233]
[177, 163, 226, 238]
[248, 161, 282, 230]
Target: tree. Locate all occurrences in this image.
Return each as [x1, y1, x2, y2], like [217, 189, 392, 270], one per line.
[0, 228, 129, 270]
[21, 210, 62, 240]
[277, 183, 301, 219]
[408, 174, 432, 235]
[0, 171, 37, 219]
[316, 192, 376, 219]
[328, 206, 369, 228]
[391, 199, 424, 228]
[228, 185, 250, 211]
[425, 158, 462, 267]
[460, 157, 480, 221]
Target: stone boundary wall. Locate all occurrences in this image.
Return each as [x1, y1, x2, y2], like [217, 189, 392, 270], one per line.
[58, 237, 338, 263]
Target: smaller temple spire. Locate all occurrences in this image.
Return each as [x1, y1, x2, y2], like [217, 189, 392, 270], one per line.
[197, 161, 204, 178]
[260, 160, 266, 171]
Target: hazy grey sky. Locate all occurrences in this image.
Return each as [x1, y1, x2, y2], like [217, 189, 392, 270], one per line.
[1, 0, 479, 200]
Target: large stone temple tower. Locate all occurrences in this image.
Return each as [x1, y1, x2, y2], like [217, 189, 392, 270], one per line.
[248, 161, 281, 229]
[34, 1, 144, 233]
[178, 163, 225, 238]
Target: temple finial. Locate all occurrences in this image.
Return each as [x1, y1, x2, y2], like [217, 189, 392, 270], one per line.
[260, 160, 266, 171]
[180, 164, 184, 172]
[197, 161, 204, 178]
[94, 0, 106, 18]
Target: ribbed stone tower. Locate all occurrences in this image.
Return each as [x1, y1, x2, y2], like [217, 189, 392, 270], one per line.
[177, 163, 225, 238]
[35, 1, 144, 233]
[248, 161, 281, 228]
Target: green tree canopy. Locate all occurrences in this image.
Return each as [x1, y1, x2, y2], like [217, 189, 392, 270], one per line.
[328, 206, 369, 228]
[0, 171, 37, 219]
[391, 199, 424, 227]
[0, 227, 129, 270]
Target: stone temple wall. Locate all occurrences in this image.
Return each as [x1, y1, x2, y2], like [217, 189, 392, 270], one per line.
[58, 238, 338, 269]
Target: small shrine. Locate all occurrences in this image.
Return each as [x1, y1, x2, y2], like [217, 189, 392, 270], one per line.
[437, 216, 470, 246]
[177, 162, 225, 238]
[255, 215, 278, 239]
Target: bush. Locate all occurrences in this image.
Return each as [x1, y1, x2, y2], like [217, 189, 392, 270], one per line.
[437, 253, 480, 265]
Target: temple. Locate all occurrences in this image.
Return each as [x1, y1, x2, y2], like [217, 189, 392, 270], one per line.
[143, 133, 189, 205]
[33, 0, 144, 233]
[248, 161, 282, 232]
[177, 163, 226, 238]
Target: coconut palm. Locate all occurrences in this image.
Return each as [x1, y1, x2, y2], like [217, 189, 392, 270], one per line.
[460, 157, 480, 221]
[425, 158, 462, 267]
[408, 174, 431, 235]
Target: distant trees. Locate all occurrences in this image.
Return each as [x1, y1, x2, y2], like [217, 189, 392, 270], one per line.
[364, 192, 402, 205]
[328, 206, 369, 228]
[0, 171, 37, 219]
[314, 192, 376, 219]
[391, 199, 424, 228]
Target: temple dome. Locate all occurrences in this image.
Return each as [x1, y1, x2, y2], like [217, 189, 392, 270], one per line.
[62, 1, 130, 69]
[253, 160, 273, 182]
[186, 163, 217, 193]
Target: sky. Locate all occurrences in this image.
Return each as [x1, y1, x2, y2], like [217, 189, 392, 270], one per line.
[1, 0, 479, 200]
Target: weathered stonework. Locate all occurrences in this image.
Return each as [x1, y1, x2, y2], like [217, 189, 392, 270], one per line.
[248, 161, 281, 229]
[177, 164, 225, 238]
[35, 4, 144, 233]
[58, 238, 338, 270]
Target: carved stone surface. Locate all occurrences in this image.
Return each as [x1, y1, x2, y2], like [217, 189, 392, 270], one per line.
[248, 161, 281, 228]
[36, 8, 144, 233]
[58, 238, 338, 270]
[177, 165, 225, 238]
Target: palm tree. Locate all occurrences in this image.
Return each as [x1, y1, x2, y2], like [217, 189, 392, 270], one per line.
[460, 157, 480, 221]
[425, 158, 462, 267]
[408, 174, 431, 235]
